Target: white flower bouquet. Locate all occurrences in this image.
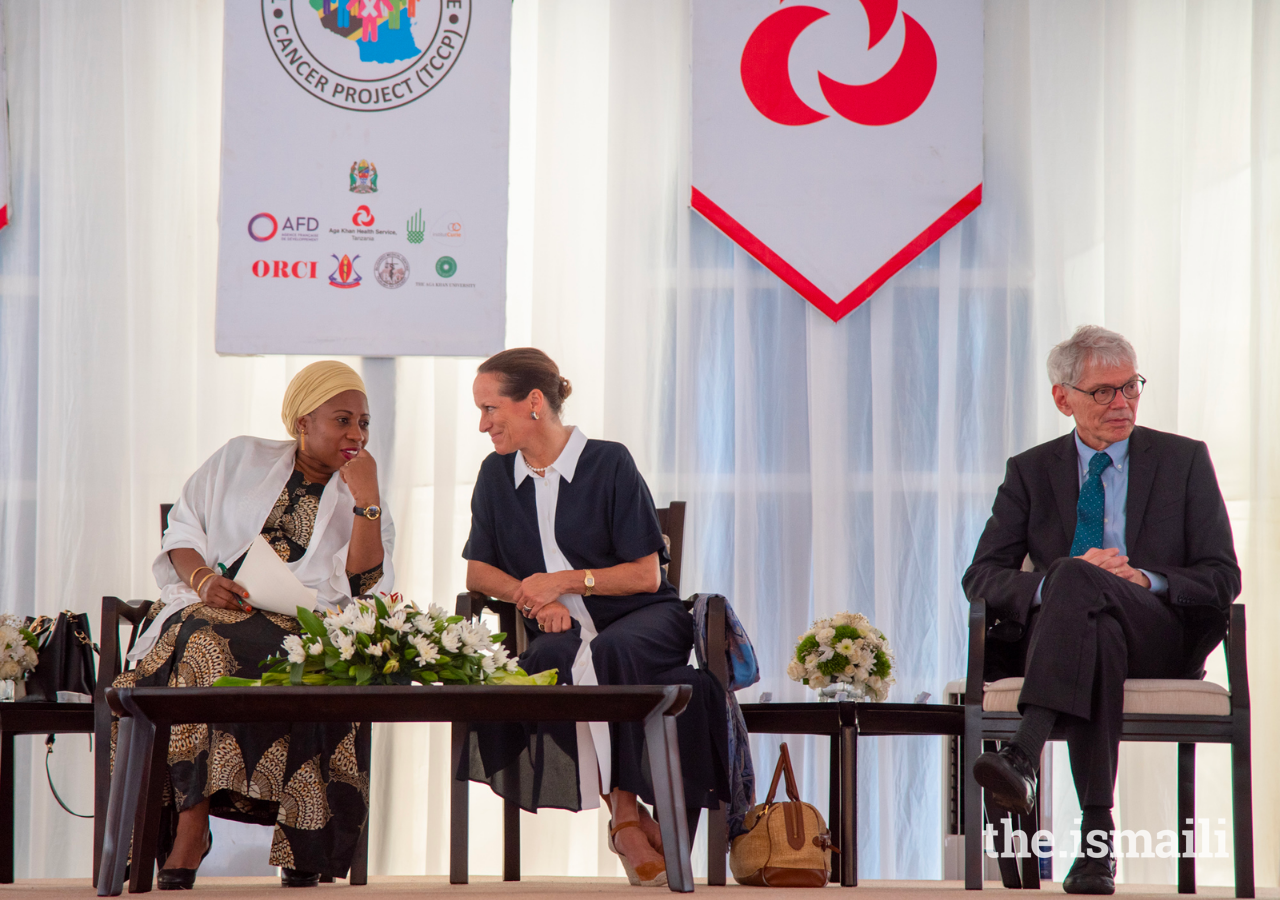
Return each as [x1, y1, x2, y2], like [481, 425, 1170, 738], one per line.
[0, 614, 39, 682]
[214, 593, 556, 687]
[786, 612, 894, 701]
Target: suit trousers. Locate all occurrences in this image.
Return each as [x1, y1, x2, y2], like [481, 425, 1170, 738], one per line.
[1015, 557, 1186, 808]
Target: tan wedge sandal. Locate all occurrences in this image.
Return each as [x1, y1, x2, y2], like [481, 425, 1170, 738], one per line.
[608, 820, 668, 887]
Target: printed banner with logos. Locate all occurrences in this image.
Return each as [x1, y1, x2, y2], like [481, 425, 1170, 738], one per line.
[692, 0, 982, 322]
[216, 0, 510, 356]
[0, 12, 10, 232]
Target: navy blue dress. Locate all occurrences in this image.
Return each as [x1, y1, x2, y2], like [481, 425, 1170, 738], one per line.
[462, 439, 727, 815]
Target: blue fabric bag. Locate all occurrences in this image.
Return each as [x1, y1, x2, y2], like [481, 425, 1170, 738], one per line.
[692, 594, 760, 839]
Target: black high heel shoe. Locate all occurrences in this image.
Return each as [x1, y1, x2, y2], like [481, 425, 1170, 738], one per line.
[281, 868, 321, 887]
[157, 830, 213, 891]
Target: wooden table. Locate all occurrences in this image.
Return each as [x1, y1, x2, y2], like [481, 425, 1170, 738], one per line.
[0, 700, 95, 883]
[738, 700, 964, 887]
[98, 684, 695, 895]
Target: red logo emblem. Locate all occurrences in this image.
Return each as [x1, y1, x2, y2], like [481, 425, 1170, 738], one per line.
[352, 205, 375, 227]
[740, 0, 937, 127]
[251, 260, 318, 279]
[328, 254, 362, 289]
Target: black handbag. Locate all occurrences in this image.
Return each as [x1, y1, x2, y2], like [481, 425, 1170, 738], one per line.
[24, 611, 98, 702]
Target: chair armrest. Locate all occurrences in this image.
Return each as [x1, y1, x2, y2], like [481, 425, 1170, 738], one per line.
[964, 598, 986, 708]
[1226, 602, 1249, 712]
[99, 597, 124, 699]
[456, 592, 523, 657]
[455, 591, 488, 618]
[98, 597, 154, 692]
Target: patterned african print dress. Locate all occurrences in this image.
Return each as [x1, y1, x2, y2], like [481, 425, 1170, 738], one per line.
[114, 470, 384, 877]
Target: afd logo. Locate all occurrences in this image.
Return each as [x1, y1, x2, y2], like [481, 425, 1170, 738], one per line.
[248, 213, 320, 242]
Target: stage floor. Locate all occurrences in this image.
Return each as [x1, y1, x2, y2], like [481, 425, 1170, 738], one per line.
[2, 879, 1274, 899]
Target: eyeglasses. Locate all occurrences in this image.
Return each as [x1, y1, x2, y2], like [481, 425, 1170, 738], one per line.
[1064, 376, 1146, 405]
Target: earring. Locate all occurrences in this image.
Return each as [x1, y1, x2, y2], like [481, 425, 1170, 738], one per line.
[299, 432, 306, 453]
[531, 410, 539, 420]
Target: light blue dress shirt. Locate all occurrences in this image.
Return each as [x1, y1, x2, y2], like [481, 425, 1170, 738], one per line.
[1032, 431, 1168, 605]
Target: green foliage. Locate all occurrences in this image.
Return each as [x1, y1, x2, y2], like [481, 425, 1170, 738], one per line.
[795, 634, 819, 661]
[872, 649, 892, 679]
[211, 593, 556, 690]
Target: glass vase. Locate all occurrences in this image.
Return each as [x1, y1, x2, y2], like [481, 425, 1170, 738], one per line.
[816, 681, 872, 703]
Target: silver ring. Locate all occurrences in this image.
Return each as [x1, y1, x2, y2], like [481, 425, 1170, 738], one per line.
[523, 604, 533, 612]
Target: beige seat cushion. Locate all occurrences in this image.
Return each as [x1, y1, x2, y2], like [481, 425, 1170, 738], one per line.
[976, 677, 1230, 716]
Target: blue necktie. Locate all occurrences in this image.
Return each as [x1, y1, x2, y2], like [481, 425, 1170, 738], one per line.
[1071, 450, 1113, 556]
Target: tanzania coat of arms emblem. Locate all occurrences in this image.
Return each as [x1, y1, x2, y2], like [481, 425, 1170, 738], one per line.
[328, 254, 362, 288]
[349, 160, 378, 193]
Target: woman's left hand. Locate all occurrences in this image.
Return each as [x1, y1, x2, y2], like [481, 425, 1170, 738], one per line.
[513, 572, 567, 618]
[534, 600, 572, 633]
[340, 449, 380, 507]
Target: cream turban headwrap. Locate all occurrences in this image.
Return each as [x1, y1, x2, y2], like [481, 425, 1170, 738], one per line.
[280, 361, 367, 438]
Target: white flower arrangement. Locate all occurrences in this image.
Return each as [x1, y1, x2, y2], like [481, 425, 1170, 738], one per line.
[215, 593, 556, 687]
[0, 614, 39, 683]
[787, 611, 895, 701]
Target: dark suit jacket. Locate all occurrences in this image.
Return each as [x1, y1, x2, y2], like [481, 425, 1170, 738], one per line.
[962, 426, 1241, 676]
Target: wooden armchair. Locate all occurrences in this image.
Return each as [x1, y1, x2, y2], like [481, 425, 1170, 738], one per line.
[94, 503, 370, 886]
[91, 596, 156, 885]
[454, 501, 733, 884]
[961, 597, 1254, 897]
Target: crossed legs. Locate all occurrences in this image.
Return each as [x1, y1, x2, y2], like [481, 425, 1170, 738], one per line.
[1017, 556, 1186, 806]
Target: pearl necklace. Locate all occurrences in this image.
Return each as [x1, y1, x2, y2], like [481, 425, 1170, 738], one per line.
[529, 465, 547, 476]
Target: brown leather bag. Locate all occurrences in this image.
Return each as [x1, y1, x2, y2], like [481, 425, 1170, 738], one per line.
[729, 742, 834, 886]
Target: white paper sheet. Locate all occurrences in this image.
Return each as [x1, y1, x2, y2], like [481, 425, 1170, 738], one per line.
[233, 535, 318, 617]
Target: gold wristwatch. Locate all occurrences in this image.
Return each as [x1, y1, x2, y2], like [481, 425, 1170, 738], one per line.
[353, 504, 381, 521]
[583, 569, 595, 596]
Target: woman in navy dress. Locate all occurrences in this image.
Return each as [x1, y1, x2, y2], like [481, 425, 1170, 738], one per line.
[462, 348, 725, 887]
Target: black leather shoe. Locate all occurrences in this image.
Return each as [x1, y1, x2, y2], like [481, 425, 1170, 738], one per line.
[157, 868, 198, 891]
[281, 869, 322, 888]
[157, 830, 212, 891]
[972, 744, 1038, 815]
[1063, 840, 1116, 895]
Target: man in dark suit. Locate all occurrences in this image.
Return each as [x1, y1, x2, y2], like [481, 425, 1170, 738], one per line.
[963, 325, 1240, 895]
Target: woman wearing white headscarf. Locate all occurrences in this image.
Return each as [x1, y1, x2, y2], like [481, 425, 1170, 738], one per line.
[116, 361, 394, 889]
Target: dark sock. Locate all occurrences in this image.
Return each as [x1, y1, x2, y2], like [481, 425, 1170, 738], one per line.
[1009, 704, 1057, 761]
[1080, 806, 1114, 855]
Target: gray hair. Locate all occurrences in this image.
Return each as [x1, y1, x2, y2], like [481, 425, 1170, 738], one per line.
[1046, 325, 1138, 386]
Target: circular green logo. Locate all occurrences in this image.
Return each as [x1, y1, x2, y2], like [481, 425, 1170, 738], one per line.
[435, 256, 457, 278]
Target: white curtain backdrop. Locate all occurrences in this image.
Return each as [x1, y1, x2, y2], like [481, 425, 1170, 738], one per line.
[0, 0, 1276, 887]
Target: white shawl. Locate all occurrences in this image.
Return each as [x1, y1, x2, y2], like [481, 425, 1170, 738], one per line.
[128, 435, 396, 662]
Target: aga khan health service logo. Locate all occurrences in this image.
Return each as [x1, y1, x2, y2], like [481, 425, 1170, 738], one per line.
[740, 0, 936, 126]
[262, 1, 471, 112]
[690, 0, 982, 322]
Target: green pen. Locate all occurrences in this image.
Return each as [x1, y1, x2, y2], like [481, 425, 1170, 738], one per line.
[218, 563, 250, 608]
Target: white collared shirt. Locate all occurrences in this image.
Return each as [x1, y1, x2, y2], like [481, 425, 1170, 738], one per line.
[514, 426, 609, 802]
[514, 425, 588, 578]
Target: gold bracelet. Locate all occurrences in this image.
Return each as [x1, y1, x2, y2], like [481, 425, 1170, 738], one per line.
[195, 571, 217, 596]
[188, 566, 214, 590]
